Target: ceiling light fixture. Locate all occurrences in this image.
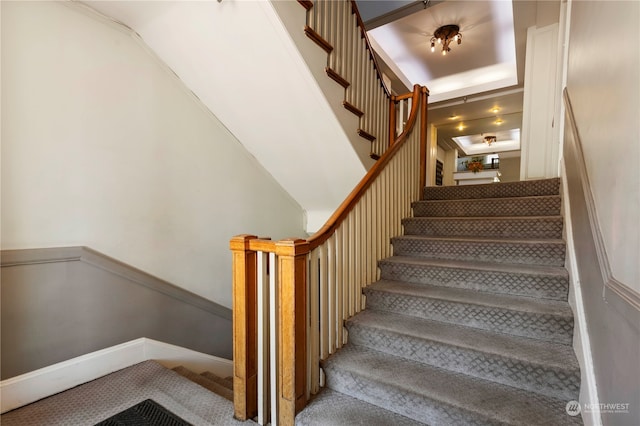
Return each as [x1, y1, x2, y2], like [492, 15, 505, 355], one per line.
[483, 135, 497, 146]
[430, 25, 462, 56]
[457, 123, 465, 131]
[495, 118, 504, 125]
[491, 107, 500, 114]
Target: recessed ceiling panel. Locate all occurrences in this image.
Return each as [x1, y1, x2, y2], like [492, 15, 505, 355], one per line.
[368, 0, 518, 102]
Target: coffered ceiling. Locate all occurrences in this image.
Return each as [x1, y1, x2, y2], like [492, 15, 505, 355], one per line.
[357, 0, 558, 156]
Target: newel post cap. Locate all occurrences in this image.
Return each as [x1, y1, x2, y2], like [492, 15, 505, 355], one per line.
[229, 234, 258, 251]
[275, 238, 310, 257]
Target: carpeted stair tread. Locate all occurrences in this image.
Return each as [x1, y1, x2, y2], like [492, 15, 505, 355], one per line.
[422, 178, 560, 200]
[295, 388, 425, 425]
[366, 280, 572, 317]
[172, 366, 233, 401]
[391, 235, 566, 266]
[380, 255, 568, 277]
[201, 371, 233, 391]
[346, 310, 580, 399]
[348, 310, 577, 369]
[402, 215, 563, 239]
[364, 280, 574, 344]
[379, 255, 569, 300]
[412, 195, 561, 217]
[322, 345, 581, 426]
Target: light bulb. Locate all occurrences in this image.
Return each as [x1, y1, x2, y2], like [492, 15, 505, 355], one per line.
[431, 42, 435, 52]
[442, 49, 446, 56]
[437, 37, 442, 44]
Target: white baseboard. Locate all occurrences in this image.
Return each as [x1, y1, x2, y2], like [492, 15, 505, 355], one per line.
[0, 338, 232, 414]
[143, 339, 232, 377]
[560, 159, 601, 426]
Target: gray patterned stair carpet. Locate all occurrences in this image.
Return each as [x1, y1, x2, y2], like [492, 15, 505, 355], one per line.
[297, 178, 583, 426]
[1, 361, 251, 426]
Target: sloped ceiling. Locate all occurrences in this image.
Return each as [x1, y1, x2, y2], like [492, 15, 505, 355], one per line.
[81, 1, 367, 232]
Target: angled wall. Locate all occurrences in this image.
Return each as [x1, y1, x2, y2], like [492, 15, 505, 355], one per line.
[1, 1, 305, 309]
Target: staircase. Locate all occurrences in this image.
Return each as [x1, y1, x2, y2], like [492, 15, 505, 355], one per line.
[171, 366, 235, 403]
[0, 361, 247, 425]
[297, 178, 583, 425]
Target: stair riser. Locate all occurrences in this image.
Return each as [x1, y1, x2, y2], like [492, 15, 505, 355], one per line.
[364, 290, 574, 344]
[392, 238, 566, 267]
[412, 196, 561, 217]
[347, 325, 580, 401]
[379, 261, 569, 300]
[402, 217, 564, 239]
[323, 364, 499, 426]
[423, 178, 561, 200]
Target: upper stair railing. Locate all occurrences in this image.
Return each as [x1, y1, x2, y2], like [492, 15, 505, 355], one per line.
[231, 2, 428, 424]
[299, 0, 398, 158]
[230, 82, 428, 425]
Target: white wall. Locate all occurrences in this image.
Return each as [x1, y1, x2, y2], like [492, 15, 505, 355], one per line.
[83, 0, 368, 234]
[520, 23, 560, 180]
[1, 1, 305, 308]
[565, 0, 640, 290]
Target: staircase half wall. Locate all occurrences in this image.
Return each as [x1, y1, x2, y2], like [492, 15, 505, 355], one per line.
[0, 247, 232, 380]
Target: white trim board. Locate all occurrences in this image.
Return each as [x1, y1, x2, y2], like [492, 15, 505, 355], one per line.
[0, 338, 232, 414]
[560, 160, 601, 426]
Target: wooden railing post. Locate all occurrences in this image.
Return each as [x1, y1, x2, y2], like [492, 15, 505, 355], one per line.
[389, 96, 396, 146]
[419, 86, 429, 190]
[275, 238, 310, 425]
[230, 234, 258, 421]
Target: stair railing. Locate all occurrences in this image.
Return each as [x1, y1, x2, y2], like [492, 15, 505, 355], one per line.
[300, 0, 404, 158]
[231, 84, 428, 425]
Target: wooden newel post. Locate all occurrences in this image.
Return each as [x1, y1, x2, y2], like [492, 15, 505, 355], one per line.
[419, 85, 429, 190]
[230, 234, 258, 421]
[275, 238, 310, 425]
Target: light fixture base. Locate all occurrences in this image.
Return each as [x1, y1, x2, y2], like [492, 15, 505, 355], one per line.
[431, 24, 462, 54]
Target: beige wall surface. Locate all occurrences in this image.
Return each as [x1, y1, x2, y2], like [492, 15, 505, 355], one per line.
[564, 0, 640, 424]
[499, 157, 521, 183]
[565, 0, 639, 290]
[0, 1, 305, 309]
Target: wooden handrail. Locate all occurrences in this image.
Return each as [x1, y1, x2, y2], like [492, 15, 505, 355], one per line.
[307, 84, 423, 251]
[349, 1, 391, 98]
[230, 84, 427, 424]
[393, 92, 415, 101]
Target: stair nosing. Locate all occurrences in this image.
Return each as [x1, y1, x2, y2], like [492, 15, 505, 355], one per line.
[379, 255, 569, 277]
[392, 234, 565, 245]
[365, 280, 573, 318]
[347, 310, 578, 370]
[414, 194, 561, 204]
[402, 215, 564, 221]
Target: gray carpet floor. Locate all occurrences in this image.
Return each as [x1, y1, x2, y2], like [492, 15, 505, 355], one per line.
[1, 361, 250, 426]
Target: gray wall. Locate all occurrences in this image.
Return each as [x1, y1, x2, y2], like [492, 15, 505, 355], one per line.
[1, 247, 232, 380]
[563, 1, 640, 423]
[563, 98, 640, 424]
